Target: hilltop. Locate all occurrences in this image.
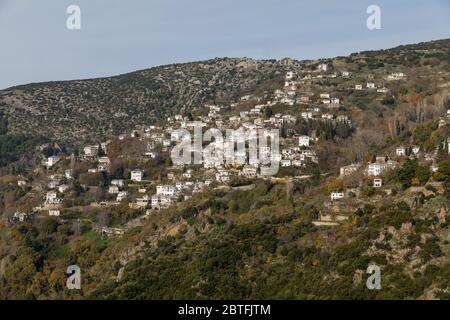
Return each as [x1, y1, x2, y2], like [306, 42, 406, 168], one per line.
[0, 38, 449, 300]
[0, 39, 449, 145]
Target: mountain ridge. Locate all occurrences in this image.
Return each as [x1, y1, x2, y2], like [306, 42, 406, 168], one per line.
[1, 38, 449, 145]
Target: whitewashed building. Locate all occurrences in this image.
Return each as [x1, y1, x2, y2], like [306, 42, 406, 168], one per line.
[330, 192, 345, 201]
[131, 169, 143, 182]
[396, 146, 406, 157]
[387, 72, 405, 81]
[285, 71, 295, 80]
[156, 185, 177, 197]
[83, 145, 99, 157]
[317, 63, 329, 72]
[47, 156, 60, 168]
[298, 136, 310, 147]
[108, 185, 119, 194]
[373, 178, 383, 188]
[46, 192, 61, 205]
[65, 169, 73, 179]
[367, 159, 398, 176]
[49, 209, 60, 216]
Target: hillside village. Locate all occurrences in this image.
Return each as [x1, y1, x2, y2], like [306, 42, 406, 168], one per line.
[7, 63, 450, 233]
[0, 39, 449, 300]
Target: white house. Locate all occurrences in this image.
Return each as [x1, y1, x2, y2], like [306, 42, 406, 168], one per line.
[285, 71, 295, 80]
[396, 146, 406, 157]
[387, 72, 405, 81]
[331, 98, 340, 105]
[48, 180, 58, 189]
[136, 195, 151, 208]
[298, 136, 310, 147]
[240, 111, 249, 118]
[13, 212, 31, 222]
[355, 84, 363, 90]
[301, 112, 313, 119]
[282, 149, 293, 157]
[182, 169, 192, 179]
[17, 180, 27, 187]
[83, 145, 99, 157]
[285, 81, 295, 88]
[317, 63, 329, 72]
[151, 195, 161, 209]
[367, 159, 398, 176]
[298, 96, 310, 103]
[367, 163, 382, 176]
[58, 184, 69, 193]
[49, 209, 60, 216]
[98, 157, 110, 172]
[336, 115, 350, 123]
[287, 90, 296, 97]
[111, 179, 124, 187]
[138, 187, 147, 193]
[108, 185, 119, 194]
[131, 169, 143, 182]
[342, 71, 351, 77]
[151, 194, 173, 210]
[330, 192, 345, 201]
[366, 83, 376, 89]
[65, 169, 73, 179]
[156, 185, 177, 197]
[47, 156, 60, 168]
[373, 178, 383, 188]
[46, 192, 61, 205]
[100, 141, 110, 153]
[145, 152, 157, 158]
[167, 173, 176, 181]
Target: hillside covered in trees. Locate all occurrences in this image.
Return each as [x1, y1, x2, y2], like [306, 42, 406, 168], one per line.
[0, 39, 449, 300]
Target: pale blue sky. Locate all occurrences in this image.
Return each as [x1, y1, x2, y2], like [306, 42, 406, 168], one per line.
[0, 0, 449, 89]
